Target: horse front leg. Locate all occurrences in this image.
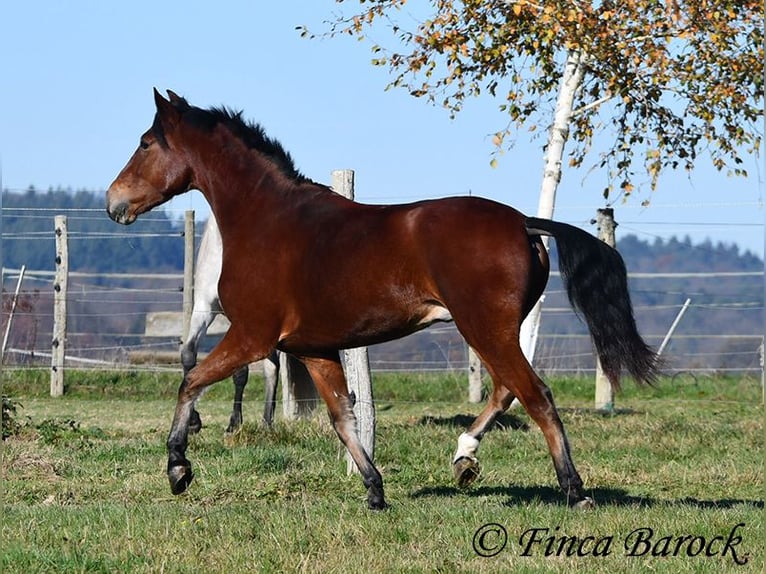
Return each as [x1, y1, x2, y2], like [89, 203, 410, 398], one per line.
[167, 328, 266, 495]
[180, 308, 215, 435]
[300, 353, 386, 510]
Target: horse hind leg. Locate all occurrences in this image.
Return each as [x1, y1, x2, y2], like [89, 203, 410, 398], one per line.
[207, 349, 277, 433]
[461, 335, 594, 509]
[502, 355, 592, 508]
[452, 383, 516, 488]
[300, 354, 386, 510]
[261, 350, 280, 426]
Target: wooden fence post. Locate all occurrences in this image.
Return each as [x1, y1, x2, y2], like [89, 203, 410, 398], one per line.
[51, 215, 68, 397]
[594, 208, 615, 412]
[331, 169, 376, 474]
[182, 211, 195, 344]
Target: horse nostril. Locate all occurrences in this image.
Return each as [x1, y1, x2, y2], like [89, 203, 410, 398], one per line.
[107, 201, 131, 224]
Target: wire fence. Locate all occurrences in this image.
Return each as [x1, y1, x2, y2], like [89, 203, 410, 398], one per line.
[1, 210, 763, 382]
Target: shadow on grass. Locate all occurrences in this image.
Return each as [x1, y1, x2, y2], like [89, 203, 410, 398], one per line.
[410, 484, 764, 509]
[558, 407, 641, 417]
[418, 413, 529, 432]
[417, 407, 643, 433]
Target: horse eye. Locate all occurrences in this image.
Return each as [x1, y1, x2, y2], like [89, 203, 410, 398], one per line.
[140, 139, 151, 150]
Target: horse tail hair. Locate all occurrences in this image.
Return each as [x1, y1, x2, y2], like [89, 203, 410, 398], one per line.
[525, 216, 660, 390]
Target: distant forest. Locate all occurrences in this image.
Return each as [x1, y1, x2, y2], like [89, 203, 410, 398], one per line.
[2, 188, 762, 274]
[2, 188, 185, 273]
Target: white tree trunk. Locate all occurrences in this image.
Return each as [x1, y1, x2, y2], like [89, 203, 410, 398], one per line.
[520, 50, 587, 363]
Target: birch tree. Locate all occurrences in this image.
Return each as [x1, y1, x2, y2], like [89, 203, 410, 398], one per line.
[310, 1, 762, 200]
[308, 0, 763, 364]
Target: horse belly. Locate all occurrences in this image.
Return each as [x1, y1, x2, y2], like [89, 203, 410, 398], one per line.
[416, 303, 452, 328]
[278, 297, 453, 354]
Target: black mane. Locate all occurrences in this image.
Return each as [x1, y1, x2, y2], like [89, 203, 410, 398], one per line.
[177, 98, 316, 185]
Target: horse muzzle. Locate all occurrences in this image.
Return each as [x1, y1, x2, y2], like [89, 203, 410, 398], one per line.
[105, 189, 139, 225]
[106, 201, 136, 225]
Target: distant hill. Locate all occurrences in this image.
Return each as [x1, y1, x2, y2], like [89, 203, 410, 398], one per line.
[2, 188, 185, 273]
[4, 187, 763, 274]
[615, 234, 761, 273]
[2, 188, 762, 372]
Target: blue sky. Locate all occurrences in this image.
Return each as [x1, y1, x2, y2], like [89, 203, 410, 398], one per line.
[2, 1, 763, 257]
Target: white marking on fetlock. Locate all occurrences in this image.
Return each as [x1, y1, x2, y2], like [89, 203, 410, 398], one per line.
[453, 432, 480, 464]
[574, 497, 596, 510]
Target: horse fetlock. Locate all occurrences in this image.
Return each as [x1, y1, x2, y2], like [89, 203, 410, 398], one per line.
[188, 410, 202, 434]
[561, 478, 593, 509]
[167, 459, 194, 495]
[453, 456, 481, 488]
[571, 496, 596, 510]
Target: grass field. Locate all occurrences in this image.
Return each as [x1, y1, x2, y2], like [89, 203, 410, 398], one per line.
[2, 368, 763, 573]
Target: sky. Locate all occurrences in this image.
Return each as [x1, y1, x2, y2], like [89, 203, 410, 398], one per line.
[2, 1, 763, 258]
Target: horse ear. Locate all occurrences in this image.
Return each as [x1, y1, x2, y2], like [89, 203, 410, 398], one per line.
[166, 90, 190, 112]
[166, 90, 183, 104]
[153, 87, 181, 129]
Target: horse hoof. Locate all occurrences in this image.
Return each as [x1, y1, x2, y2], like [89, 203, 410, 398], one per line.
[168, 462, 194, 495]
[367, 497, 388, 511]
[453, 456, 480, 488]
[572, 497, 596, 510]
[366, 483, 387, 510]
[225, 417, 243, 434]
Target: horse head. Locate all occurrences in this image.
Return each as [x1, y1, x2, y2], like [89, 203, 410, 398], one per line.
[106, 89, 193, 225]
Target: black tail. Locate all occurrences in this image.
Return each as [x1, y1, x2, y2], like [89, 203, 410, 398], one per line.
[526, 216, 660, 389]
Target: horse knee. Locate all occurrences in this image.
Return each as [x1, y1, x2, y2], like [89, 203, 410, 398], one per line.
[180, 345, 196, 372]
[232, 366, 249, 387]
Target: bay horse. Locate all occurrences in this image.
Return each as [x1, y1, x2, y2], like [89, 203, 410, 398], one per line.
[182, 212, 280, 432]
[106, 89, 659, 510]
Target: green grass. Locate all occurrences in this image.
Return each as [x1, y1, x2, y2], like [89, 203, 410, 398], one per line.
[2, 369, 763, 573]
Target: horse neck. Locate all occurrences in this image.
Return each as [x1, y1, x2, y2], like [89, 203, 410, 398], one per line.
[189, 138, 305, 228]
